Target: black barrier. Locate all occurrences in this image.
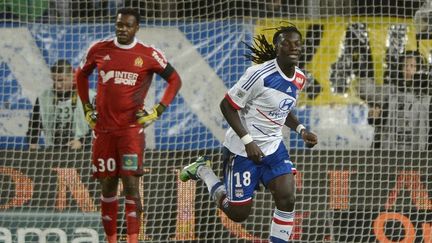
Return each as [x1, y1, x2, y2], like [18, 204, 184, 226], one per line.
[0, 149, 431, 242]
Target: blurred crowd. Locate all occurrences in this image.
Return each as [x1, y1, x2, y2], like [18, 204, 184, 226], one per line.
[1, 0, 302, 23]
[357, 51, 432, 151]
[1, 0, 431, 151]
[1, 0, 425, 23]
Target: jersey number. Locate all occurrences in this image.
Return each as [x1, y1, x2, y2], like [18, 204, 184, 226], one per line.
[94, 158, 116, 172]
[234, 171, 251, 187]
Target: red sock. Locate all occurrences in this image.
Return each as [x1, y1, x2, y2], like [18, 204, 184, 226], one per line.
[101, 195, 118, 236]
[125, 196, 141, 235]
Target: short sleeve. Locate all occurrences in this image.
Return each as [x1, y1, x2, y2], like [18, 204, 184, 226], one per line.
[226, 66, 261, 109]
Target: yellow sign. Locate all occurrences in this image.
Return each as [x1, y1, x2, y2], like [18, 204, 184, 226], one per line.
[255, 17, 420, 105]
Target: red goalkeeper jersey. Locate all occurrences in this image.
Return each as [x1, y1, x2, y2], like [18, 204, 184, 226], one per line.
[76, 38, 180, 130]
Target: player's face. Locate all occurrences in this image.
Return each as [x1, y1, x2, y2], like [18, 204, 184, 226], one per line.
[53, 71, 74, 92]
[403, 57, 417, 81]
[275, 31, 302, 67]
[115, 14, 139, 45]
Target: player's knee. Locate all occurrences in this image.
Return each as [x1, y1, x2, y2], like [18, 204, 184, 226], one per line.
[275, 193, 296, 211]
[227, 210, 250, 222]
[100, 178, 119, 196]
[123, 186, 138, 196]
[121, 176, 140, 196]
[224, 204, 252, 222]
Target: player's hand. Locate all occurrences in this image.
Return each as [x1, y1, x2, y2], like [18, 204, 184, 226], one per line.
[301, 130, 318, 148]
[245, 142, 265, 164]
[136, 103, 166, 128]
[83, 103, 97, 129]
[68, 139, 83, 150]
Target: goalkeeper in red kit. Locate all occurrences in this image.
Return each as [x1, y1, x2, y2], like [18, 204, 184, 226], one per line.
[75, 8, 181, 243]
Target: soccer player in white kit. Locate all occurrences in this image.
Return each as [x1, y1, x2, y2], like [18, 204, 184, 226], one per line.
[180, 25, 318, 243]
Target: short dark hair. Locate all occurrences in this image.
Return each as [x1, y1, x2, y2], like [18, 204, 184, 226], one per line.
[51, 59, 73, 74]
[117, 8, 140, 24]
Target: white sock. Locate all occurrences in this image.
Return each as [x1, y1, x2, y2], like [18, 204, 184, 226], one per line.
[269, 208, 294, 243]
[197, 166, 226, 201]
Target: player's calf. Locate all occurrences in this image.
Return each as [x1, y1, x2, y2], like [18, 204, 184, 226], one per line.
[101, 195, 118, 241]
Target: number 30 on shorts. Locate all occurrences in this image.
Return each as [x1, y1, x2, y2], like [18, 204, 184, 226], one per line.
[93, 158, 116, 172]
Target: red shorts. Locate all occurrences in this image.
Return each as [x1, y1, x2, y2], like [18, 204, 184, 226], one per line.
[91, 127, 145, 178]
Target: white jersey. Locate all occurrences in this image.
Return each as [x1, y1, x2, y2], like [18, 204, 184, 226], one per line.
[223, 59, 306, 156]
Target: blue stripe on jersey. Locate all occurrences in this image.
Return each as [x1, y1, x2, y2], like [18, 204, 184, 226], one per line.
[241, 62, 276, 91]
[263, 72, 298, 96]
[243, 63, 276, 90]
[241, 62, 274, 89]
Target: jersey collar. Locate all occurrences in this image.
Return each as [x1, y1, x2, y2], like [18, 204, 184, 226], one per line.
[114, 37, 137, 49]
[274, 59, 296, 81]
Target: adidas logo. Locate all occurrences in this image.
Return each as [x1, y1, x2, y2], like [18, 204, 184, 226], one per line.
[286, 86, 292, 93]
[103, 55, 111, 61]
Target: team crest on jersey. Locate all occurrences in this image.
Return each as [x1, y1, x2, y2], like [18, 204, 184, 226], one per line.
[134, 57, 143, 67]
[235, 188, 244, 198]
[295, 76, 304, 85]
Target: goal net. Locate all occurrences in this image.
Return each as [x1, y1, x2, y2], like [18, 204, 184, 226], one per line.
[1, 0, 431, 242]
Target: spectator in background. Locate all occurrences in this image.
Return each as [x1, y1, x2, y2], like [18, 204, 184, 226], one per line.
[43, 0, 115, 23]
[26, 59, 95, 150]
[250, 0, 289, 18]
[2, 0, 48, 22]
[359, 50, 431, 150]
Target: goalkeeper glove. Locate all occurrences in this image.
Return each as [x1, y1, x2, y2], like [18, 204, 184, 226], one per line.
[83, 103, 97, 129]
[136, 103, 166, 128]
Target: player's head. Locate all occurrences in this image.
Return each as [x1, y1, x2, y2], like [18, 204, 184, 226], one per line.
[272, 25, 302, 66]
[244, 24, 302, 66]
[51, 59, 74, 93]
[115, 8, 140, 45]
[400, 50, 421, 81]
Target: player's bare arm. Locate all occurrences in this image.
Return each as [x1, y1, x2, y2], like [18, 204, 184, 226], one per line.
[220, 97, 264, 163]
[285, 112, 318, 148]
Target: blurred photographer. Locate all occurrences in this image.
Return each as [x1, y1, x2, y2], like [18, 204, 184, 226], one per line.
[26, 59, 95, 150]
[364, 51, 431, 150]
